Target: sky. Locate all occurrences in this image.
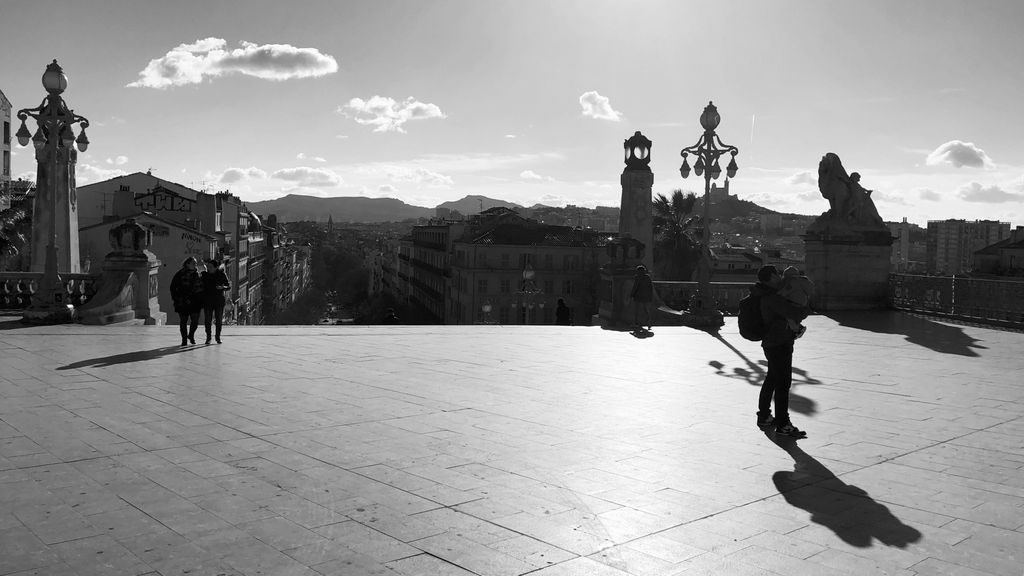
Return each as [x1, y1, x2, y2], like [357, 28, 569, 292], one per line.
[3, 0, 1023, 227]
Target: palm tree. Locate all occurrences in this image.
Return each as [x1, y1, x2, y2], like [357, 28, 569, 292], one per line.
[652, 189, 702, 281]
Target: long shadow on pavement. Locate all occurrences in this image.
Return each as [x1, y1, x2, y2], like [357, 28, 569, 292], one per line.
[826, 311, 986, 357]
[707, 331, 821, 416]
[57, 346, 195, 370]
[769, 434, 922, 548]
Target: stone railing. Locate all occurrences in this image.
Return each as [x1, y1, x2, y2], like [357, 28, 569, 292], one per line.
[653, 281, 751, 315]
[889, 273, 1024, 328]
[0, 272, 100, 310]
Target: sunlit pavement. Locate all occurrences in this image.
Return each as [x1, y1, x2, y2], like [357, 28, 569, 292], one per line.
[1, 312, 1022, 576]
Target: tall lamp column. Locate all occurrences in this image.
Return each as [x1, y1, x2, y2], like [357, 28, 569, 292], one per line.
[15, 60, 90, 323]
[679, 101, 738, 326]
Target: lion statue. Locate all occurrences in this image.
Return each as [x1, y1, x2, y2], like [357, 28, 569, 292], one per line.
[816, 153, 885, 229]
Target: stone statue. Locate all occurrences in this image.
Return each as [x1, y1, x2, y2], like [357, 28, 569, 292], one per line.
[812, 153, 886, 232]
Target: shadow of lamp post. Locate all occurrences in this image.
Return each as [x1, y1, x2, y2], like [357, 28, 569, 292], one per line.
[679, 101, 738, 327]
[15, 60, 90, 323]
[511, 262, 544, 324]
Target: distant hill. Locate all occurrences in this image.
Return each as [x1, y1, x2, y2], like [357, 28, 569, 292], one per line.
[247, 194, 522, 223]
[436, 195, 523, 214]
[246, 195, 432, 223]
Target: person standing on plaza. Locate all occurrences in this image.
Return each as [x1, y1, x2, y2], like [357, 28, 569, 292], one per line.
[201, 259, 231, 344]
[554, 298, 572, 325]
[752, 265, 810, 437]
[630, 265, 654, 331]
[170, 257, 203, 346]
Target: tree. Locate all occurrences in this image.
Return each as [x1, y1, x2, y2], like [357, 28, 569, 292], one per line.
[652, 190, 702, 281]
[0, 207, 29, 271]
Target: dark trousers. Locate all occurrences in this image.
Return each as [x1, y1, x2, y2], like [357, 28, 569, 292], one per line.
[759, 342, 794, 423]
[178, 311, 199, 341]
[204, 306, 224, 338]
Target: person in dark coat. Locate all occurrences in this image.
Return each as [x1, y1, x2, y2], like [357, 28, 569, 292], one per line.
[382, 308, 400, 324]
[201, 259, 231, 344]
[170, 257, 203, 346]
[554, 298, 572, 326]
[629, 265, 654, 331]
[752, 265, 810, 437]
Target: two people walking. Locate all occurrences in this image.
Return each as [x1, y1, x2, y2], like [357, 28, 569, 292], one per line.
[170, 257, 231, 346]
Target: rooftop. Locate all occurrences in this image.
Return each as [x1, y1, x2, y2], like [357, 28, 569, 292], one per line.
[1, 312, 1021, 575]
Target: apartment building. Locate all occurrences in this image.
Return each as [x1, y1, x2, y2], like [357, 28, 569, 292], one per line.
[927, 219, 1010, 275]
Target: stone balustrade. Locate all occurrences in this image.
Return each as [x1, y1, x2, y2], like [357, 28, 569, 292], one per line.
[0, 272, 99, 310]
[653, 281, 751, 315]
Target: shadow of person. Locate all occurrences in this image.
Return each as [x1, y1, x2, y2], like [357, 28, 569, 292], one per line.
[707, 332, 819, 416]
[57, 346, 193, 370]
[826, 310, 986, 357]
[769, 435, 922, 548]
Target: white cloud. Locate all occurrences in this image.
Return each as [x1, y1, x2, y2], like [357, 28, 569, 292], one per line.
[504, 134, 517, 139]
[925, 140, 994, 168]
[271, 166, 342, 187]
[341, 96, 445, 133]
[579, 91, 623, 121]
[296, 152, 326, 163]
[105, 156, 129, 166]
[76, 164, 128, 184]
[958, 182, 1024, 203]
[128, 38, 338, 89]
[220, 167, 268, 184]
[520, 170, 556, 183]
[918, 188, 941, 201]
[378, 184, 397, 193]
[385, 166, 453, 188]
[785, 170, 817, 186]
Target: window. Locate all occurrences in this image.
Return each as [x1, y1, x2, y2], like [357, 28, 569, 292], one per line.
[501, 253, 510, 268]
[544, 280, 554, 294]
[500, 279, 510, 293]
[499, 307, 510, 324]
[519, 254, 530, 269]
[544, 254, 553, 269]
[3, 121, 9, 143]
[562, 280, 574, 295]
[478, 279, 488, 294]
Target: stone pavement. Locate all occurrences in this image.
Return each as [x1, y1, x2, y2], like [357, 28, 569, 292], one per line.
[1, 312, 1022, 576]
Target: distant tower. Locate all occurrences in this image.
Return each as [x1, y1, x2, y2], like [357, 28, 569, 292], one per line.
[619, 131, 654, 272]
[327, 214, 334, 233]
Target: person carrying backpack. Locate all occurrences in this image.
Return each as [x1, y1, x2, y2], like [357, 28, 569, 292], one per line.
[747, 265, 810, 437]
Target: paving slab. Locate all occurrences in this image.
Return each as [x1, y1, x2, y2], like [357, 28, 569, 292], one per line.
[1, 311, 1022, 575]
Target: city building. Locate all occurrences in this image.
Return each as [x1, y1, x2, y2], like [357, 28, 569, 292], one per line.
[972, 226, 1024, 277]
[76, 171, 308, 324]
[927, 219, 1011, 275]
[79, 212, 218, 322]
[261, 215, 313, 320]
[888, 218, 912, 272]
[1, 88, 11, 201]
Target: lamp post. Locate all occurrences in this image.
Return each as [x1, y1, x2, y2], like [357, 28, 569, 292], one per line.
[679, 101, 738, 325]
[511, 261, 544, 324]
[480, 301, 493, 324]
[15, 60, 90, 323]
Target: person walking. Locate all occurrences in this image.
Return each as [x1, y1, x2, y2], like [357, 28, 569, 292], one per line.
[629, 265, 654, 331]
[751, 265, 810, 437]
[170, 257, 203, 346]
[554, 298, 572, 326]
[201, 259, 231, 344]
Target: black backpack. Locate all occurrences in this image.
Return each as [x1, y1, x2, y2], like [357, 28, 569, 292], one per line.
[738, 291, 766, 341]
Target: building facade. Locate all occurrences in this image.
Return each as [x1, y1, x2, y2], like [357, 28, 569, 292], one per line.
[1, 88, 11, 200]
[927, 219, 1011, 275]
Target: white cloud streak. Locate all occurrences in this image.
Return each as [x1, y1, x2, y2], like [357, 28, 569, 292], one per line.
[271, 166, 342, 187]
[958, 182, 1024, 203]
[128, 38, 338, 88]
[220, 167, 268, 184]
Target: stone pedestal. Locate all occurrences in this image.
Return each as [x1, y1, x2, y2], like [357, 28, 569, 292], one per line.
[77, 219, 166, 325]
[619, 170, 654, 273]
[597, 237, 645, 328]
[804, 229, 893, 311]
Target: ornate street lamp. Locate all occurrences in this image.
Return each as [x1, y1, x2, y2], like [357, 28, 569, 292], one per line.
[15, 60, 91, 323]
[511, 261, 544, 324]
[679, 101, 738, 325]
